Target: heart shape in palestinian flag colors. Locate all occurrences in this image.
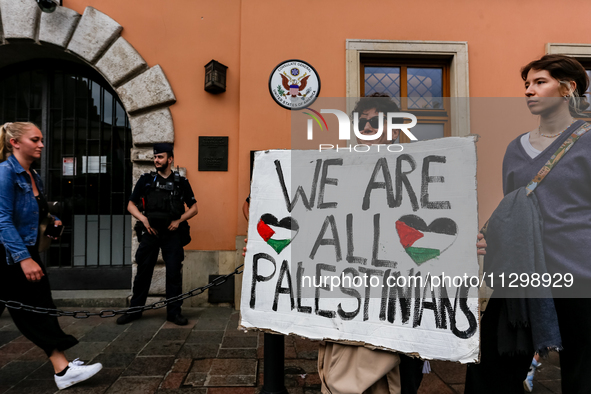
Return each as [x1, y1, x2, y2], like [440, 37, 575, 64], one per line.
[257, 214, 299, 254]
[395, 215, 458, 265]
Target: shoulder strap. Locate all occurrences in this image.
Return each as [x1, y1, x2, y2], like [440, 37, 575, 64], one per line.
[526, 121, 591, 196]
[172, 171, 184, 197]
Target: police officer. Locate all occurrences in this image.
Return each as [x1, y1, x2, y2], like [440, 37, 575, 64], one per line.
[117, 143, 198, 326]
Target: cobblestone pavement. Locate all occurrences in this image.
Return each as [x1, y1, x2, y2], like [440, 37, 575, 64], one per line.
[0, 307, 561, 393]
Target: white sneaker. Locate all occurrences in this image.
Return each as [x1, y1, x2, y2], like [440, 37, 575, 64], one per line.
[523, 358, 541, 393]
[54, 358, 103, 390]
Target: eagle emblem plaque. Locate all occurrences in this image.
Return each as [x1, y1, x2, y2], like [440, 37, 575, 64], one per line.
[269, 59, 321, 110]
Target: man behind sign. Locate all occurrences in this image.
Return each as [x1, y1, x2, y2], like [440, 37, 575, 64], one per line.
[117, 143, 198, 326]
[317, 93, 424, 394]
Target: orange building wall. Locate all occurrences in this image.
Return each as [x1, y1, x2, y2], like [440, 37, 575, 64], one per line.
[65, 0, 591, 249]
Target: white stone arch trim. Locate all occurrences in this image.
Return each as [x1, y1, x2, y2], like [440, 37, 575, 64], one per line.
[0, 0, 176, 156]
[39, 6, 80, 48]
[346, 39, 470, 137]
[0, 0, 39, 41]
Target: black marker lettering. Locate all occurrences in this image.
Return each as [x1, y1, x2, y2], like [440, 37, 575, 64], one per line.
[387, 269, 418, 324]
[317, 159, 343, 209]
[362, 157, 395, 211]
[315, 263, 336, 318]
[358, 266, 385, 321]
[338, 267, 362, 320]
[273, 260, 294, 311]
[250, 253, 276, 309]
[395, 154, 419, 211]
[346, 214, 367, 265]
[309, 215, 342, 261]
[296, 262, 312, 314]
[439, 282, 477, 339]
[413, 274, 442, 328]
[372, 214, 397, 268]
[379, 269, 392, 321]
[421, 156, 451, 209]
[275, 159, 322, 212]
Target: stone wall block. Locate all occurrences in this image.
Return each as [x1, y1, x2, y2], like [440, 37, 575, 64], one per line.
[95, 36, 147, 87]
[0, 4, 5, 44]
[0, 0, 40, 41]
[219, 251, 236, 275]
[67, 7, 122, 64]
[39, 6, 80, 47]
[131, 147, 154, 163]
[116, 65, 176, 114]
[132, 162, 154, 185]
[183, 251, 219, 307]
[129, 108, 174, 145]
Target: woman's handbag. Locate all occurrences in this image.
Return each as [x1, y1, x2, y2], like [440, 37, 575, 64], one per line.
[38, 201, 64, 253]
[38, 213, 54, 253]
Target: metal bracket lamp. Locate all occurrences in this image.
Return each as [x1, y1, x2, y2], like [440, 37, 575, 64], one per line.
[204, 60, 228, 94]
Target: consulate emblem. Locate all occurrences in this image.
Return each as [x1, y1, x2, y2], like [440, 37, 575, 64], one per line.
[269, 59, 321, 110]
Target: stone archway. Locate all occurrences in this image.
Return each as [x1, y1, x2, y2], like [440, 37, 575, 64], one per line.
[0, 0, 178, 295]
[0, 0, 176, 175]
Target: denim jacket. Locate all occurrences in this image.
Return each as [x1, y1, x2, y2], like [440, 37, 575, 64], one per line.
[0, 154, 44, 265]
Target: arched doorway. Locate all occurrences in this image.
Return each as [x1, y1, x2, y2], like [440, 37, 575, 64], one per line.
[0, 60, 133, 289]
[0, 3, 178, 296]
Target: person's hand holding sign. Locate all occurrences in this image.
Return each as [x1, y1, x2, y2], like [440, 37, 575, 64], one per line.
[476, 233, 487, 255]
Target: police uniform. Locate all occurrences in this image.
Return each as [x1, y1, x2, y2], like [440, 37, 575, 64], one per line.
[126, 144, 196, 322]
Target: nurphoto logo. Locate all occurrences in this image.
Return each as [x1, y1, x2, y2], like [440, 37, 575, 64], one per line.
[302, 108, 419, 152]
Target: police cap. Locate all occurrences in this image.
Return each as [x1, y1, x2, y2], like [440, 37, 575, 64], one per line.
[153, 143, 174, 155]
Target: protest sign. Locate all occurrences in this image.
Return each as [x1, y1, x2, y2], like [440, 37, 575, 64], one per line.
[240, 137, 480, 363]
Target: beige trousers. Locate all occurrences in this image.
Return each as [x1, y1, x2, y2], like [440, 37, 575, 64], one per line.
[318, 341, 401, 394]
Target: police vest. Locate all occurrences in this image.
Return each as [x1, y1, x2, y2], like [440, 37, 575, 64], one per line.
[142, 172, 185, 225]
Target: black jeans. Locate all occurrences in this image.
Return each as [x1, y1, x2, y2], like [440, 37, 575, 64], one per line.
[399, 353, 424, 394]
[465, 296, 591, 393]
[554, 298, 591, 394]
[130, 230, 184, 317]
[464, 297, 531, 394]
[0, 245, 78, 357]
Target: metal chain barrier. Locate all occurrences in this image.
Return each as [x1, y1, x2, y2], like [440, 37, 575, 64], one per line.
[0, 264, 243, 319]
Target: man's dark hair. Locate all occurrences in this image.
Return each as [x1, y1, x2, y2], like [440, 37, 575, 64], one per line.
[353, 92, 400, 114]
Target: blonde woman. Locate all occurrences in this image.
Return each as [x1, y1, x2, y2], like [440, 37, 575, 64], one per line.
[0, 122, 102, 390]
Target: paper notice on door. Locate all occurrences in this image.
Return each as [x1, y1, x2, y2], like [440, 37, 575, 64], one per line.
[63, 157, 76, 176]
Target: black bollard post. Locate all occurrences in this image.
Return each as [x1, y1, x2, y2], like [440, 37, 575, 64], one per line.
[259, 333, 288, 394]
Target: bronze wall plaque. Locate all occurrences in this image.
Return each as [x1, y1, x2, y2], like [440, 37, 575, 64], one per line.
[198, 136, 228, 171]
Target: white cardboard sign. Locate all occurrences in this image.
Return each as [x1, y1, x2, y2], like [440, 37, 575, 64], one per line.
[241, 137, 480, 363]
